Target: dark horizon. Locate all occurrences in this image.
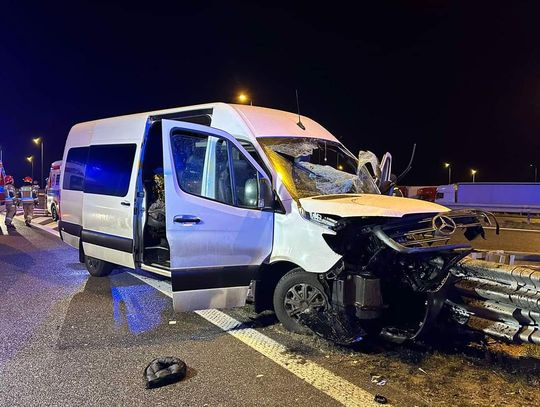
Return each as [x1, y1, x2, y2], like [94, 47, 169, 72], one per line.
[2, 1, 540, 186]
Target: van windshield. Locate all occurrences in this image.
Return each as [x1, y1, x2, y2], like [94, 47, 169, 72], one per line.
[257, 137, 380, 200]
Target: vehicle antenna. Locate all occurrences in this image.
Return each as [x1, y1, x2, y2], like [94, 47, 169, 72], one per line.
[396, 143, 417, 182]
[295, 89, 306, 130]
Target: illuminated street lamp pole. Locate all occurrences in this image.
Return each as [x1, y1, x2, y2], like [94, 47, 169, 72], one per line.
[471, 169, 477, 183]
[531, 164, 538, 182]
[27, 156, 34, 179]
[33, 137, 44, 187]
[444, 162, 452, 184]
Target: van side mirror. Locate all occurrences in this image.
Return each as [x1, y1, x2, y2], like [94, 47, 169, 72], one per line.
[258, 177, 274, 210]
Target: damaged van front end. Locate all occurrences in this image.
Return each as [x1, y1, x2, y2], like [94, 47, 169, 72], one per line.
[257, 136, 496, 344]
[298, 197, 495, 344]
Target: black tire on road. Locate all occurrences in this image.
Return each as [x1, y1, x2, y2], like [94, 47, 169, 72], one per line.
[273, 268, 329, 334]
[51, 205, 59, 221]
[84, 255, 114, 277]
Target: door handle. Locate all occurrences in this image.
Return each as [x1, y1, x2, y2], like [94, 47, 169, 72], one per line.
[121, 201, 131, 206]
[173, 215, 201, 224]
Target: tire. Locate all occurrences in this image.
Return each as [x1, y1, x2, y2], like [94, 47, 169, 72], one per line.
[273, 268, 329, 333]
[51, 204, 59, 221]
[84, 255, 114, 277]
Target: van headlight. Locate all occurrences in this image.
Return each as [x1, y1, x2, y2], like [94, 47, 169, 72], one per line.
[298, 207, 339, 229]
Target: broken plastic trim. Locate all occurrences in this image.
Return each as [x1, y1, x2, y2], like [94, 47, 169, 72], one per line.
[372, 226, 470, 254]
[298, 306, 367, 346]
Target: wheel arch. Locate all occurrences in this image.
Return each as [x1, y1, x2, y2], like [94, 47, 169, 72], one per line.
[252, 261, 302, 313]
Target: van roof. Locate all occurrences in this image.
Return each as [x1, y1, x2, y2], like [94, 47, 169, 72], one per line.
[66, 102, 339, 146]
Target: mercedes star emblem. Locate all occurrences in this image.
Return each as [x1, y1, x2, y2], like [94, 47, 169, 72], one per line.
[432, 214, 457, 235]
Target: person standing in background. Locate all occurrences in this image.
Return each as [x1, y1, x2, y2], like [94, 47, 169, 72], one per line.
[4, 175, 17, 230]
[19, 176, 38, 226]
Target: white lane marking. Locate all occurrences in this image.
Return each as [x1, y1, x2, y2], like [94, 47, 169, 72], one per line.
[1, 212, 59, 237]
[26, 216, 60, 237]
[128, 271, 387, 407]
[485, 226, 540, 233]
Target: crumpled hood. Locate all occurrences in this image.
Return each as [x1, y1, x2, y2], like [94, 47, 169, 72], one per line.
[299, 194, 450, 218]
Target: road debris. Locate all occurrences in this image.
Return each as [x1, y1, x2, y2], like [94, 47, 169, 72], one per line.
[374, 394, 388, 404]
[144, 357, 187, 389]
[298, 307, 365, 345]
[370, 375, 387, 386]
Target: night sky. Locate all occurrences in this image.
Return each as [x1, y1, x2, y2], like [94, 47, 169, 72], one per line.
[2, 1, 540, 186]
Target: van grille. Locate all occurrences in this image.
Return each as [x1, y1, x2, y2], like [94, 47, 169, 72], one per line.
[380, 211, 482, 248]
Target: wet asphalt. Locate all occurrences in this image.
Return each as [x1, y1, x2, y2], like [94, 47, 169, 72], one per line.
[0, 220, 345, 406]
[2, 218, 538, 407]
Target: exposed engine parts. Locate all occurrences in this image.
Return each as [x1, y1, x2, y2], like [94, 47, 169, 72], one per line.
[298, 209, 494, 344]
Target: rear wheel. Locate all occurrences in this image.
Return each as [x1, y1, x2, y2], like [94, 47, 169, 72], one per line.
[84, 255, 114, 277]
[273, 268, 329, 333]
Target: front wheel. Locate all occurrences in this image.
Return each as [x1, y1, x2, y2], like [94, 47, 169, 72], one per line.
[273, 268, 329, 333]
[84, 255, 114, 277]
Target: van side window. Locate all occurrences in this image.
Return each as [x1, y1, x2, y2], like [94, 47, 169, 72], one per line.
[231, 145, 259, 208]
[172, 133, 208, 196]
[238, 140, 272, 183]
[84, 144, 137, 197]
[171, 131, 260, 209]
[63, 147, 89, 191]
[214, 139, 233, 205]
[171, 132, 233, 205]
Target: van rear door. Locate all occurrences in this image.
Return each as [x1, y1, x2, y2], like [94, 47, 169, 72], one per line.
[161, 119, 274, 312]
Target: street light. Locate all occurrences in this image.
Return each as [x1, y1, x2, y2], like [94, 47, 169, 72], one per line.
[471, 169, 477, 183]
[26, 155, 34, 179]
[237, 92, 252, 105]
[444, 162, 452, 184]
[33, 137, 44, 188]
[530, 163, 538, 182]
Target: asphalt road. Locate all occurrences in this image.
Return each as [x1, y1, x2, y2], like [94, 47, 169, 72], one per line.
[1, 217, 540, 406]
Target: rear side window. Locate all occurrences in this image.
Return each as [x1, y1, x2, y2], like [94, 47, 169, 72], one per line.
[63, 147, 89, 191]
[84, 144, 137, 197]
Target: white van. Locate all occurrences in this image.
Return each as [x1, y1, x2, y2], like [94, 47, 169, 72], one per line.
[46, 160, 62, 220]
[59, 103, 491, 342]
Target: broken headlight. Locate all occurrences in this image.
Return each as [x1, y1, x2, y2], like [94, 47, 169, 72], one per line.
[298, 207, 339, 229]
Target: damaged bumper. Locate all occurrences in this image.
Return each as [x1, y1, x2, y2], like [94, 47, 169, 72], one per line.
[301, 209, 496, 344]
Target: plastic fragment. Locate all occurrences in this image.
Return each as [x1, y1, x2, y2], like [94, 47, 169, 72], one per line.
[371, 375, 387, 386]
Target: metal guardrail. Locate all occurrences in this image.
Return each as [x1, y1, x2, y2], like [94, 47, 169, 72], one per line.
[447, 257, 540, 345]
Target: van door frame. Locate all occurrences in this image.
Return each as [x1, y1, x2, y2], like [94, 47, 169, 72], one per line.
[134, 109, 216, 269]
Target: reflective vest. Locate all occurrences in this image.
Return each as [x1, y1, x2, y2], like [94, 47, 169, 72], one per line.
[20, 185, 36, 202]
[4, 184, 17, 202]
